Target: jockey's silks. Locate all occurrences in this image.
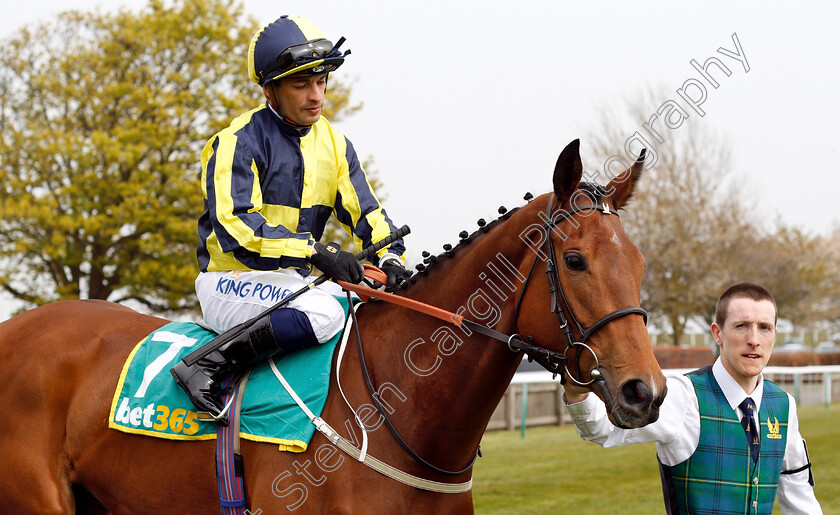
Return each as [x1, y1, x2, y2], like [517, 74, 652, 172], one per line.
[198, 104, 403, 273]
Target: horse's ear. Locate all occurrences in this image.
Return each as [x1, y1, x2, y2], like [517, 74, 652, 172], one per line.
[608, 149, 645, 210]
[553, 139, 583, 203]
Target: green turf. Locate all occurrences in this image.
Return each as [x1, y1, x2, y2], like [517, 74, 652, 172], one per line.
[472, 403, 840, 514]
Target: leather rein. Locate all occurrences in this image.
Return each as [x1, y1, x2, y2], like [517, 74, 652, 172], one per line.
[337, 187, 648, 478]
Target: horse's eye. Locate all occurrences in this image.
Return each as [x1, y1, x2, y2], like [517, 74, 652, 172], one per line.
[564, 253, 587, 271]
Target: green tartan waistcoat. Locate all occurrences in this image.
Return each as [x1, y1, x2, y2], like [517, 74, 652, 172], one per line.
[658, 366, 789, 515]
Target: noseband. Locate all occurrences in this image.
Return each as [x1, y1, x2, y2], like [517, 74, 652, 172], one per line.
[513, 185, 648, 386]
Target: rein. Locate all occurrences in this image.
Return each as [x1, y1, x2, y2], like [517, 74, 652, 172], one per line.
[347, 292, 478, 476]
[333, 188, 648, 480]
[338, 275, 564, 378]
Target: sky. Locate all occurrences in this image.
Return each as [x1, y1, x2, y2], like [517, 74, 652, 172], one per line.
[1, 1, 839, 321]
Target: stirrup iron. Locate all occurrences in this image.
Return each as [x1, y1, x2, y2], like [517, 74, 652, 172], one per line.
[196, 394, 236, 424]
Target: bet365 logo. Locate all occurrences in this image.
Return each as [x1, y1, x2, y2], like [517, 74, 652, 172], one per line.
[115, 397, 201, 435]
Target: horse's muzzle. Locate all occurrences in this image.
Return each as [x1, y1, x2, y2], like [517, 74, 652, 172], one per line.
[591, 378, 668, 429]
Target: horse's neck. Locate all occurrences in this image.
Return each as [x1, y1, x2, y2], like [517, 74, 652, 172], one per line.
[354, 199, 544, 473]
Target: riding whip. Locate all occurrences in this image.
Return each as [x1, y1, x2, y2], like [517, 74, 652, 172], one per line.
[182, 225, 410, 366]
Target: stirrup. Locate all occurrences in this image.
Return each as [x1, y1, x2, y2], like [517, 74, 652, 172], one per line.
[196, 395, 235, 426]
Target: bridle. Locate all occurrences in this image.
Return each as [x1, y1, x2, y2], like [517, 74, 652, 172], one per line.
[347, 185, 649, 478]
[511, 185, 648, 386]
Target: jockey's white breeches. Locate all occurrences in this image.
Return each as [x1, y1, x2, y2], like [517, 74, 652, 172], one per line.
[195, 270, 346, 343]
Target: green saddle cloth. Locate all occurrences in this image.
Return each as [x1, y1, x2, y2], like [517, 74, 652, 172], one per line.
[108, 297, 348, 452]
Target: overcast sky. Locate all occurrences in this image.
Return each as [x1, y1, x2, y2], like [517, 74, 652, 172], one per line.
[2, 1, 838, 321]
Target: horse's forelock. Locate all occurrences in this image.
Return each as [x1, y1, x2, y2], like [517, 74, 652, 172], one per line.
[577, 181, 609, 202]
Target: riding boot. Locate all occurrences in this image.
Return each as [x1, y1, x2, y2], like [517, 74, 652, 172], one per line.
[170, 314, 281, 426]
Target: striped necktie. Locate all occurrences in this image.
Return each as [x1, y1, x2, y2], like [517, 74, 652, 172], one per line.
[739, 397, 760, 463]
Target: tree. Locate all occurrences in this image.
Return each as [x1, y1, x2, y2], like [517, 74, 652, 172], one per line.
[584, 89, 755, 345]
[820, 227, 840, 327]
[0, 0, 361, 313]
[734, 225, 840, 327]
[584, 88, 840, 343]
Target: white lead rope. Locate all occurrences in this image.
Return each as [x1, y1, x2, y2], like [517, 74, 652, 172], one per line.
[267, 315, 472, 494]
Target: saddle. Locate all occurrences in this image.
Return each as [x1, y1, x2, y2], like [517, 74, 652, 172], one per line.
[108, 300, 349, 450]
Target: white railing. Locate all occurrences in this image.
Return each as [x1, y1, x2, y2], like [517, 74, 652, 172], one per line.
[653, 365, 840, 408]
[495, 365, 840, 433]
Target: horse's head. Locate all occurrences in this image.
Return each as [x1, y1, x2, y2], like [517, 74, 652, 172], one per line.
[516, 139, 666, 428]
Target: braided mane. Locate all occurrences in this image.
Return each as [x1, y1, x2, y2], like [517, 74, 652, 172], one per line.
[403, 182, 612, 288]
[403, 193, 532, 288]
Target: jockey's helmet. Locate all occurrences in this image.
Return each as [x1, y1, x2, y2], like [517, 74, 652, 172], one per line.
[248, 15, 349, 86]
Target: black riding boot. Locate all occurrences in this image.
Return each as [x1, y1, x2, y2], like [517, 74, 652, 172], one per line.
[171, 314, 280, 426]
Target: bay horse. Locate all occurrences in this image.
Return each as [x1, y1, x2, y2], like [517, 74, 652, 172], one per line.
[0, 139, 666, 514]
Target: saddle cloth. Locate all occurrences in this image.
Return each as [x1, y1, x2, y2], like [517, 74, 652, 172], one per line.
[108, 296, 349, 452]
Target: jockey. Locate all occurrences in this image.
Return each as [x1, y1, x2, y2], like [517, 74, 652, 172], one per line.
[171, 15, 411, 424]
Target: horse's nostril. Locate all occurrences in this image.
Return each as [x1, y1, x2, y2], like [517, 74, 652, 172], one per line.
[621, 380, 652, 406]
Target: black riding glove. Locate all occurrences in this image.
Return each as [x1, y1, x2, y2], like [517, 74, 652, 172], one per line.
[380, 257, 411, 292]
[310, 242, 365, 283]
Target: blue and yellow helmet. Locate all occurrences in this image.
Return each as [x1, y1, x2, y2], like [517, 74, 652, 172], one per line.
[248, 15, 349, 86]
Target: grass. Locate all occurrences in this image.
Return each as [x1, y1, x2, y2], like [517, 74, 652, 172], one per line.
[472, 403, 840, 514]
